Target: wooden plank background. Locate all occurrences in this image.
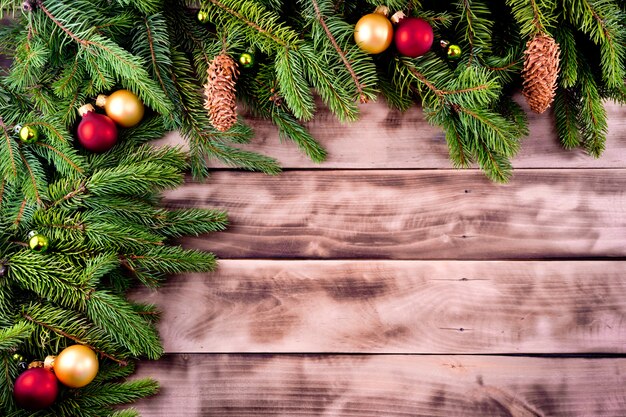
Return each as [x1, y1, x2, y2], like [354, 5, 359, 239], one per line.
[133, 99, 626, 416]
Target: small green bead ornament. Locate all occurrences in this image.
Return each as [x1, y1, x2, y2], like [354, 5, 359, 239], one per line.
[197, 10, 209, 23]
[447, 44, 462, 60]
[238, 52, 255, 69]
[17, 125, 39, 144]
[28, 231, 49, 253]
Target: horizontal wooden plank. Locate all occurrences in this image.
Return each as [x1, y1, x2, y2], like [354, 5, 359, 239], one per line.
[159, 99, 626, 169]
[132, 354, 626, 416]
[132, 260, 626, 354]
[164, 170, 626, 259]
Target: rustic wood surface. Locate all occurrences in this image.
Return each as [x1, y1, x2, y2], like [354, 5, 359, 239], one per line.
[135, 100, 626, 416]
[132, 354, 626, 417]
[132, 260, 626, 354]
[164, 170, 626, 259]
[160, 99, 626, 168]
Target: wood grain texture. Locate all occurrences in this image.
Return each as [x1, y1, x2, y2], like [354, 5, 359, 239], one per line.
[132, 354, 626, 417]
[159, 99, 626, 169]
[164, 170, 626, 259]
[133, 260, 626, 354]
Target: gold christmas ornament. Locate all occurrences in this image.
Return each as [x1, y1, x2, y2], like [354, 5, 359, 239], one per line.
[522, 34, 560, 114]
[204, 53, 239, 132]
[354, 7, 393, 54]
[47, 345, 99, 388]
[96, 90, 145, 128]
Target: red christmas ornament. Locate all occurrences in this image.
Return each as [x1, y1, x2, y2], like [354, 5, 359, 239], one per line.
[13, 367, 59, 410]
[77, 104, 118, 152]
[393, 14, 434, 58]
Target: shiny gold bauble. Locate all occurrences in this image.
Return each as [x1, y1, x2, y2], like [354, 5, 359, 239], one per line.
[354, 13, 393, 54]
[96, 90, 144, 128]
[50, 345, 99, 388]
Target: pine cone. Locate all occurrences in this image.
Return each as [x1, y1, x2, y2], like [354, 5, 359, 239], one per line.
[204, 53, 239, 132]
[522, 34, 560, 114]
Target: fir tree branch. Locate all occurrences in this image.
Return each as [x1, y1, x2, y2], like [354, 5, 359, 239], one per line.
[310, 0, 367, 102]
[0, 118, 17, 178]
[203, 0, 298, 50]
[18, 152, 41, 205]
[143, 16, 169, 103]
[22, 313, 128, 365]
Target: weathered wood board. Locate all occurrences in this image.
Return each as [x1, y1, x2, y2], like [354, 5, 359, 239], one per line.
[161, 99, 626, 169]
[136, 100, 626, 416]
[164, 170, 626, 259]
[132, 354, 626, 417]
[132, 260, 626, 354]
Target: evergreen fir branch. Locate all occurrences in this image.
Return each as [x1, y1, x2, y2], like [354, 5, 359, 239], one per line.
[109, 409, 142, 417]
[132, 14, 179, 127]
[200, 0, 301, 53]
[456, 106, 520, 157]
[272, 110, 327, 163]
[0, 353, 19, 414]
[157, 208, 228, 238]
[83, 214, 165, 251]
[164, 3, 218, 80]
[305, 0, 376, 103]
[4, 37, 50, 91]
[563, 0, 626, 89]
[554, 87, 581, 149]
[274, 49, 316, 121]
[377, 72, 413, 112]
[87, 291, 163, 359]
[203, 140, 282, 174]
[169, 48, 281, 175]
[125, 245, 218, 275]
[0, 119, 19, 180]
[111, 0, 162, 14]
[553, 25, 577, 87]
[0, 322, 33, 351]
[364, 0, 412, 10]
[0, 0, 22, 18]
[456, 0, 493, 64]
[440, 113, 473, 168]
[18, 148, 46, 205]
[300, 45, 359, 122]
[506, 0, 557, 36]
[9, 251, 88, 309]
[494, 96, 529, 138]
[87, 163, 183, 196]
[21, 304, 129, 364]
[37, 1, 174, 115]
[577, 68, 608, 157]
[471, 133, 514, 182]
[71, 378, 159, 411]
[93, 360, 136, 382]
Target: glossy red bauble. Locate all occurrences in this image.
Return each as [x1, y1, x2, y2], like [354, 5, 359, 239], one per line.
[77, 104, 118, 153]
[394, 17, 434, 58]
[13, 367, 59, 410]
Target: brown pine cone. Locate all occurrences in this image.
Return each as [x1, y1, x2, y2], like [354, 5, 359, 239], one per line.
[204, 53, 239, 132]
[522, 34, 560, 114]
